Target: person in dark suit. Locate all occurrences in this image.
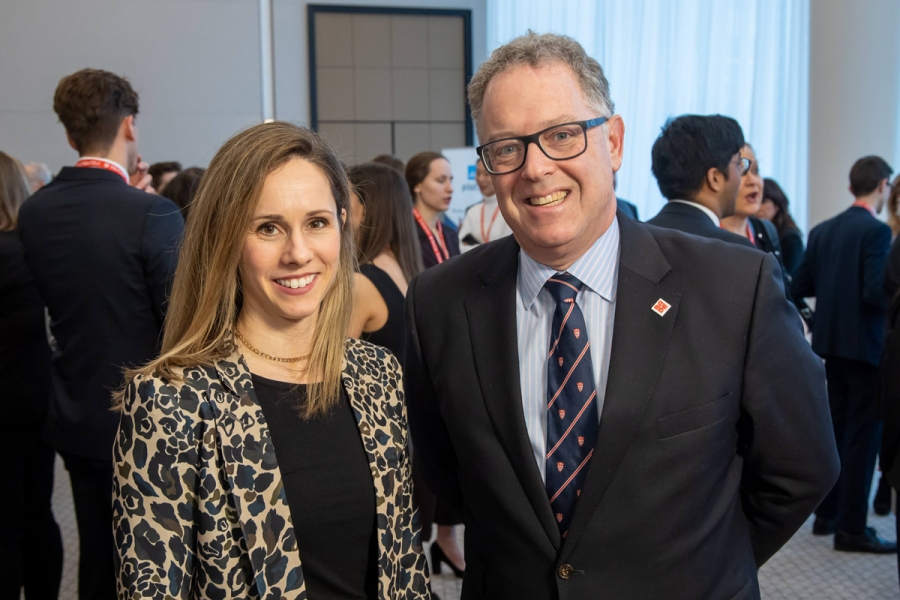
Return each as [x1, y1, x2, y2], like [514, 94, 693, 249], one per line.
[615, 197, 638, 219]
[647, 115, 754, 248]
[793, 155, 896, 553]
[16, 69, 184, 599]
[0, 151, 62, 600]
[880, 290, 900, 588]
[405, 32, 838, 599]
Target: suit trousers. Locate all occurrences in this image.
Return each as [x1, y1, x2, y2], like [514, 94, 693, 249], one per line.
[0, 430, 62, 600]
[61, 452, 117, 600]
[815, 357, 881, 533]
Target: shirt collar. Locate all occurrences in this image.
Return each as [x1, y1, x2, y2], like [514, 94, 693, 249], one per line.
[518, 216, 620, 310]
[483, 194, 498, 205]
[670, 199, 720, 226]
[78, 156, 129, 182]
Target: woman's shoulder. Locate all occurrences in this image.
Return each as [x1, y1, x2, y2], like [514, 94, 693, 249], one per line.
[345, 338, 402, 378]
[125, 362, 223, 413]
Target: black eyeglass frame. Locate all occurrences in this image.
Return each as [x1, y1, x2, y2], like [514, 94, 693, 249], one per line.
[475, 116, 610, 175]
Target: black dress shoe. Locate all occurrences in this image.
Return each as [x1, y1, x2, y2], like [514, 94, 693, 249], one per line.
[874, 475, 892, 516]
[834, 527, 898, 553]
[430, 542, 465, 577]
[813, 517, 836, 535]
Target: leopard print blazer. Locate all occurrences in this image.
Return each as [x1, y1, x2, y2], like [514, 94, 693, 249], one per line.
[112, 338, 432, 599]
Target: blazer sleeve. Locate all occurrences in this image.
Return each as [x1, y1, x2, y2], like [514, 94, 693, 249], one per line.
[740, 253, 840, 566]
[780, 229, 805, 276]
[383, 353, 433, 598]
[862, 224, 891, 310]
[140, 197, 185, 324]
[113, 373, 205, 599]
[790, 234, 815, 300]
[404, 275, 465, 512]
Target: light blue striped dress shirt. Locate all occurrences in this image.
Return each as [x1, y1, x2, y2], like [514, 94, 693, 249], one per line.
[516, 218, 620, 482]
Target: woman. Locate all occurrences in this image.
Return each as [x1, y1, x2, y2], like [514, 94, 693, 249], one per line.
[113, 122, 431, 599]
[721, 145, 791, 285]
[885, 173, 900, 241]
[347, 161, 423, 362]
[406, 152, 459, 268]
[758, 178, 805, 276]
[0, 151, 63, 600]
[160, 166, 204, 221]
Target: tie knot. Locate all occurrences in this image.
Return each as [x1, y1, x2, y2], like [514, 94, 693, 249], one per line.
[544, 272, 584, 305]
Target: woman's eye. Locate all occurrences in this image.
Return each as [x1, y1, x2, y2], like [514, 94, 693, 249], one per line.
[258, 223, 278, 235]
[309, 218, 328, 229]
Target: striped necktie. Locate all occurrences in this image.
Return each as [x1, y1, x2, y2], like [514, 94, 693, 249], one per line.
[544, 272, 598, 537]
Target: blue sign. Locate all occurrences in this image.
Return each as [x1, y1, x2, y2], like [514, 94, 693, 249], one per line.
[467, 165, 477, 180]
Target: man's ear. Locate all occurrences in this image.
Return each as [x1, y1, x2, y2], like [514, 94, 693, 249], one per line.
[605, 115, 625, 172]
[706, 167, 723, 194]
[122, 115, 137, 142]
[66, 132, 79, 153]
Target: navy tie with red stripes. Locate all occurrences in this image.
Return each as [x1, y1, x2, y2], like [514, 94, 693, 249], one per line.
[544, 272, 598, 538]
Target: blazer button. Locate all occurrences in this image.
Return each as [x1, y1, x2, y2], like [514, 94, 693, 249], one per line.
[558, 564, 574, 579]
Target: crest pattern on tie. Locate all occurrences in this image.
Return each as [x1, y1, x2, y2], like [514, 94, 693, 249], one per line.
[544, 272, 598, 537]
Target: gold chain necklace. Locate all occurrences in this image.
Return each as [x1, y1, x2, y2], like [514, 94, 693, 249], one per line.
[234, 329, 310, 363]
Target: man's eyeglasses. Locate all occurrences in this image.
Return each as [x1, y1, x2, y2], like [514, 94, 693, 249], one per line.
[476, 117, 610, 175]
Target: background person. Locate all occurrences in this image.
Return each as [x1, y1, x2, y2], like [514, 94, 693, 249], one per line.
[159, 165, 203, 221]
[371, 153, 405, 173]
[406, 152, 460, 269]
[458, 159, 513, 251]
[793, 155, 896, 553]
[113, 122, 431, 599]
[23, 162, 52, 192]
[17, 68, 184, 599]
[758, 178, 805, 276]
[147, 160, 181, 193]
[647, 114, 754, 247]
[0, 151, 62, 600]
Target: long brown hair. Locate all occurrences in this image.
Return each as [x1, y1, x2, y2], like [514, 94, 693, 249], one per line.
[120, 122, 355, 417]
[349, 162, 423, 283]
[0, 152, 31, 232]
[762, 178, 799, 236]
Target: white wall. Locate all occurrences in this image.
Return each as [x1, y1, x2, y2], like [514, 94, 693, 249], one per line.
[0, 0, 487, 173]
[808, 0, 900, 228]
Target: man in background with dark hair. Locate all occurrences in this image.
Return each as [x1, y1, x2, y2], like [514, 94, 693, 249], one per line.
[793, 155, 896, 554]
[148, 160, 182, 193]
[17, 68, 184, 598]
[647, 114, 753, 247]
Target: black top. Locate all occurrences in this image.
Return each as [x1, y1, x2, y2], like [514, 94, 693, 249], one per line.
[17, 167, 184, 459]
[647, 202, 755, 247]
[0, 231, 51, 428]
[359, 263, 407, 363]
[251, 375, 377, 600]
[779, 228, 805, 276]
[793, 205, 892, 365]
[416, 218, 460, 269]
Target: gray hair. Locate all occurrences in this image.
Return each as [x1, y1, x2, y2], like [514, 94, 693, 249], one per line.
[467, 31, 615, 138]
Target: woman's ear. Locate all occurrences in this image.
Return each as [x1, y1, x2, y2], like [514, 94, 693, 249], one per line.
[341, 207, 347, 225]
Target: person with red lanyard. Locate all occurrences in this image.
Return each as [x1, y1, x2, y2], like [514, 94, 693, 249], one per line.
[16, 68, 184, 600]
[459, 159, 513, 251]
[721, 143, 793, 299]
[406, 151, 461, 269]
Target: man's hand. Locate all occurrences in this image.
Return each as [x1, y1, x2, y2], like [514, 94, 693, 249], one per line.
[130, 155, 155, 193]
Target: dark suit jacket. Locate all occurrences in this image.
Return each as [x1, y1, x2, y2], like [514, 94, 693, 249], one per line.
[405, 214, 838, 599]
[17, 167, 184, 460]
[880, 292, 900, 488]
[616, 197, 639, 220]
[884, 234, 900, 308]
[647, 201, 755, 247]
[0, 231, 52, 428]
[417, 219, 461, 269]
[779, 227, 805, 276]
[792, 206, 891, 365]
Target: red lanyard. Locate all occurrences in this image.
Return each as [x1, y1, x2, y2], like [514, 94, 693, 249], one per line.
[745, 222, 756, 246]
[413, 208, 449, 263]
[75, 158, 128, 184]
[481, 204, 501, 243]
[852, 200, 877, 217]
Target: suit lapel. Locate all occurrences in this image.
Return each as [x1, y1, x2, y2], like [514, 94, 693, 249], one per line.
[561, 216, 679, 560]
[464, 238, 562, 550]
[212, 346, 306, 598]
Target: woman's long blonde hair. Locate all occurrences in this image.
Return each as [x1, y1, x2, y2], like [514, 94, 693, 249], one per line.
[119, 122, 355, 417]
[0, 151, 32, 232]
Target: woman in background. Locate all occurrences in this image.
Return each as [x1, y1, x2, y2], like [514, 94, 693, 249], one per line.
[0, 151, 62, 600]
[406, 152, 459, 269]
[160, 166, 204, 221]
[758, 178, 805, 276]
[113, 122, 430, 599]
[347, 161, 423, 361]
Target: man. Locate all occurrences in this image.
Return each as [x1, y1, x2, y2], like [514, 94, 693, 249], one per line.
[459, 159, 513, 250]
[793, 155, 896, 553]
[17, 69, 184, 599]
[405, 32, 838, 599]
[148, 160, 182, 193]
[647, 115, 754, 247]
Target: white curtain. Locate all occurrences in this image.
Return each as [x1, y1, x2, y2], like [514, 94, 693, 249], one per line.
[487, 0, 810, 232]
